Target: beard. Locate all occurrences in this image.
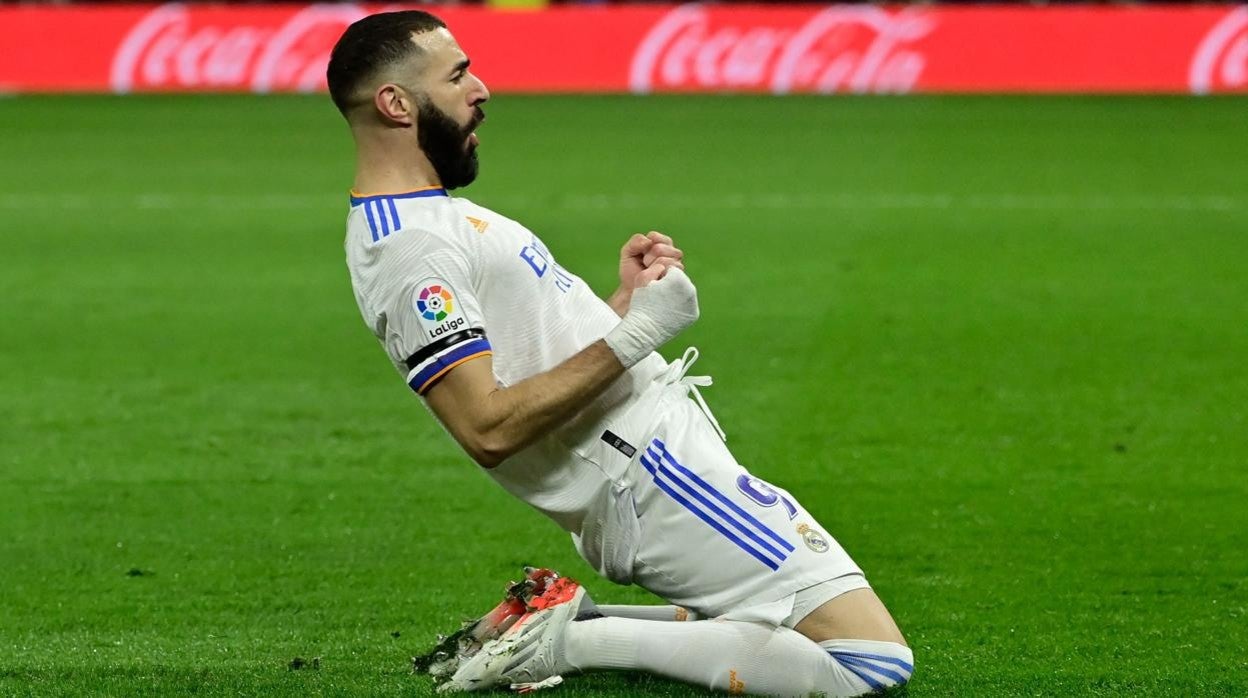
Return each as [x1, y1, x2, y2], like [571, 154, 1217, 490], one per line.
[417, 96, 483, 190]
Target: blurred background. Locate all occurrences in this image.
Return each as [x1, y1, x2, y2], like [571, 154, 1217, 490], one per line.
[3, 1, 1246, 94]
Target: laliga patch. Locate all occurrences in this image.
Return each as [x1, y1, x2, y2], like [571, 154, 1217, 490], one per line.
[796, 523, 830, 553]
[413, 278, 469, 341]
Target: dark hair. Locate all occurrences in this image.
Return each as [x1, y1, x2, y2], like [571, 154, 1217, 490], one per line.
[326, 11, 447, 116]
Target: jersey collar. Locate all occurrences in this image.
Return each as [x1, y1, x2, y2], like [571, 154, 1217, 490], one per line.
[349, 186, 449, 207]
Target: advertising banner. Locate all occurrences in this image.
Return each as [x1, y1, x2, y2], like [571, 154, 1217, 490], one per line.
[1, 4, 1245, 94]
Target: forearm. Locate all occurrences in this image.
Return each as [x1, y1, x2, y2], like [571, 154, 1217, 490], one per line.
[431, 268, 697, 467]
[473, 340, 626, 466]
[606, 286, 631, 317]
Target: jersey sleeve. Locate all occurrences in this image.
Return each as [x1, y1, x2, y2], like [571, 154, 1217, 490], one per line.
[376, 234, 491, 396]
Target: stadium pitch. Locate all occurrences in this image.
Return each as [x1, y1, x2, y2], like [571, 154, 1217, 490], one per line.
[1, 94, 1245, 696]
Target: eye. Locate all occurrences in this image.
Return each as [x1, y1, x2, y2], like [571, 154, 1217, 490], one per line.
[451, 72, 465, 84]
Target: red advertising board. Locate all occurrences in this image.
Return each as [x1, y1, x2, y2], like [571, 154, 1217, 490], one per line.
[1, 4, 1245, 94]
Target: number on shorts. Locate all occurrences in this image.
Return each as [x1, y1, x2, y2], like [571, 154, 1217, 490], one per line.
[736, 474, 798, 520]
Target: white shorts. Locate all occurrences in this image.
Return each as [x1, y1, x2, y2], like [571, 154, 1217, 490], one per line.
[575, 356, 867, 622]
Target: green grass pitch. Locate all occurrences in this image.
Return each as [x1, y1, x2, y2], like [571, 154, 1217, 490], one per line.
[1, 94, 1246, 696]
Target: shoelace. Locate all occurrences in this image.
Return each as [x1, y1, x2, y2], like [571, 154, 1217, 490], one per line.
[663, 347, 727, 442]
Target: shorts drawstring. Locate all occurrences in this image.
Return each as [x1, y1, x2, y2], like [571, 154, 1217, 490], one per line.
[663, 347, 727, 442]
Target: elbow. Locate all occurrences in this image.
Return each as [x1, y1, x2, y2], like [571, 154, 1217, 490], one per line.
[468, 446, 505, 469]
[464, 430, 516, 469]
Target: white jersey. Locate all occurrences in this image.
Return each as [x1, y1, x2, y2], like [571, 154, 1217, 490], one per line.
[345, 187, 668, 537]
[346, 187, 865, 617]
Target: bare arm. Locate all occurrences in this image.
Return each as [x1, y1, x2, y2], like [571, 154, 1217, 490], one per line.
[426, 264, 698, 469]
[424, 342, 625, 468]
[606, 287, 633, 317]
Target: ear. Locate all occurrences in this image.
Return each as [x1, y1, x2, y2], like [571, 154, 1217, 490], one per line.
[373, 84, 415, 126]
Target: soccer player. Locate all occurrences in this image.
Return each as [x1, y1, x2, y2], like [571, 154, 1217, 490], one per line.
[328, 11, 913, 696]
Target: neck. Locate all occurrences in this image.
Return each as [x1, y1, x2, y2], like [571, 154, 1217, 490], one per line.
[352, 128, 441, 195]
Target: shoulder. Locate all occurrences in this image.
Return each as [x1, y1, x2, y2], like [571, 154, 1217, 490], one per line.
[350, 188, 468, 244]
[452, 196, 530, 235]
[347, 189, 484, 264]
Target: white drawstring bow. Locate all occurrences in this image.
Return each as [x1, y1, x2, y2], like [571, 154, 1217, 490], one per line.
[663, 347, 727, 442]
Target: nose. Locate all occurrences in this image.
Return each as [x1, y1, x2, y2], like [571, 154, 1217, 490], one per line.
[469, 73, 490, 106]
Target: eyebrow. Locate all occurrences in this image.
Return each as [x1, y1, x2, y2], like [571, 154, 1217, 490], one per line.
[450, 59, 470, 78]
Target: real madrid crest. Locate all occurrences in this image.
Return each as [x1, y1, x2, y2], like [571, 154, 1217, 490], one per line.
[796, 523, 830, 553]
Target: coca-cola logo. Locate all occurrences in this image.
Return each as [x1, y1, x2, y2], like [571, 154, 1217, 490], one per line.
[1189, 6, 1248, 94]
[110, 3, 367, 93]
[630, 4, 934, 94]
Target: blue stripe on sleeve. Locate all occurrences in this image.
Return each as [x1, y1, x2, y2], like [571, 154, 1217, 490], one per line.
[375, 200, 391, 238]
[386, 198, 400, 230]
[363, 201, 379, 242]
[407, 338, 491, 394]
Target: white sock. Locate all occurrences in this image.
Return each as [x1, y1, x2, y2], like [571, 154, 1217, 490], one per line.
[821, 639, 915, 693]
[564, 617, 912, 697]
[594, 604, 700, 622]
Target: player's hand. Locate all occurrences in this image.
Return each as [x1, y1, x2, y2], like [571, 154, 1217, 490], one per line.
[619, 231, 684, 291]
[604, 266, 699, 368]
[640, 230, 684, 276]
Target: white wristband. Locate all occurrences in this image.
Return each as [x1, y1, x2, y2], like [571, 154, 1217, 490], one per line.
[604, 267, 699, 369]
[604, 314, 661, 368]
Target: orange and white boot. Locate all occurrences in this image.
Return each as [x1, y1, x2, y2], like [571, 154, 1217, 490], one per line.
[437, 575, 594, 693]
[414, 567, 590, 686]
